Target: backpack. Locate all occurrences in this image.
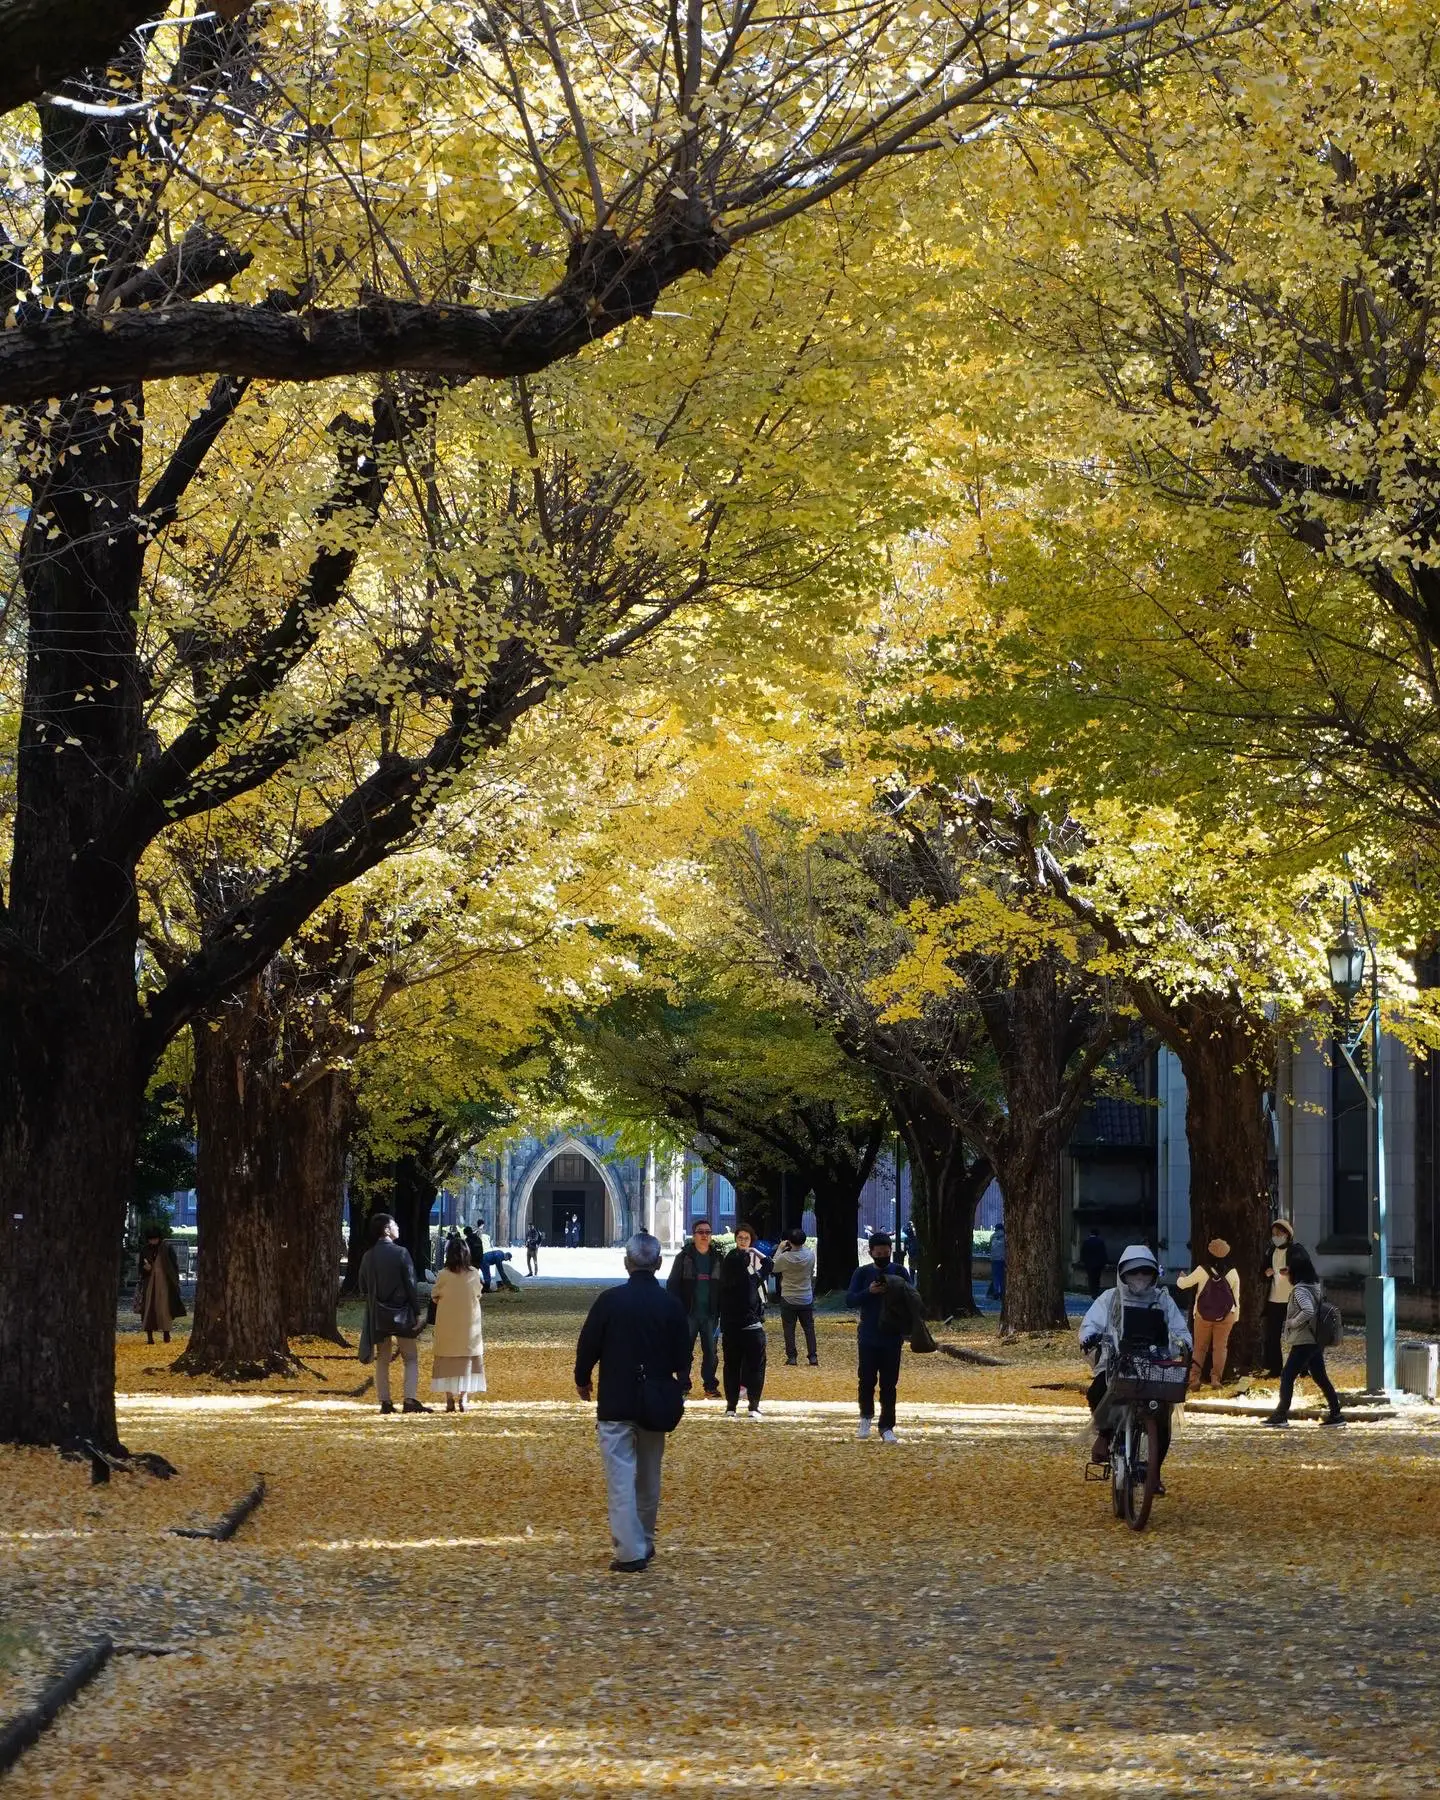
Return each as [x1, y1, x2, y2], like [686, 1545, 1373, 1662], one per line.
[1314, 1295, 1343, 1349]
[1197, 1272, 1235, 1322]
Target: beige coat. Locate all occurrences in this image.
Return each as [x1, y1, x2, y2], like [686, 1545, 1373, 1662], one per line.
[431, 1268, 485, 1359]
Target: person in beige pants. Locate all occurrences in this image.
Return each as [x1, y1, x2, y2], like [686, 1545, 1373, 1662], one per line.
[1177, 1238, 1241, 1388]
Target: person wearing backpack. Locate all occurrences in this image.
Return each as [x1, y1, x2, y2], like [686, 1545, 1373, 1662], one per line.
[1263, 1243, 1344, 1427]
[1176, 1238, 1241, 1388]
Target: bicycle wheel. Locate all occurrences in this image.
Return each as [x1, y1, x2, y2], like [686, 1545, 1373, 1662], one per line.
[1124, 1410, 1161, 1532]
[1110, 1413, 1126, 1518]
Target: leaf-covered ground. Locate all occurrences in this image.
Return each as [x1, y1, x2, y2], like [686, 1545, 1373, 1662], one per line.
[4, 1289, 1436, 1796]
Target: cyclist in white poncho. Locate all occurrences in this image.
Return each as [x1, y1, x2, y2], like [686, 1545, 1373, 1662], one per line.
[1078, 1244, 1191, 1482]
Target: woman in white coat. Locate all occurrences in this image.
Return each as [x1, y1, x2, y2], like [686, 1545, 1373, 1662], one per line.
[430, 1237, 487, 1412]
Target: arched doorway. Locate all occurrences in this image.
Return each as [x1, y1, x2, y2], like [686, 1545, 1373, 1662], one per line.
[514, 1138, 627, 1246]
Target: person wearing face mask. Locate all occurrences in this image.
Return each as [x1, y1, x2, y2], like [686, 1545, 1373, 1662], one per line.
[1262, 1219, 1295, 1378]
[846, 1231, 914, 1442]
[1078, 1244, 1191, 1490]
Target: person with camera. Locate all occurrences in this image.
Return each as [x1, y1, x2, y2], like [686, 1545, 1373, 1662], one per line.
[718, 1223, 773, 1416]
[845, 1230, 913, 1442]
[665, 1218, 724, 1399]
[358, 1212, 430, 1415]
[772, 1224, 819, 1366]
[574, 1232, 692, 1571]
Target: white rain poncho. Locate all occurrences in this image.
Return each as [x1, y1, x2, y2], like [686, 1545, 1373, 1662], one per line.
[1078, 1244, 1191, 1375]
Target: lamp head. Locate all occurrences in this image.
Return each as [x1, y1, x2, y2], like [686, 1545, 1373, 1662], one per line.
[1327, 922, 1367, 1004]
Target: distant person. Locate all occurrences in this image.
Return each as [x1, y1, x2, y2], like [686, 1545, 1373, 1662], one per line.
[1262, 1219, 1295, 1377]
[135, 1226, 185, 1346]
[464, 1221, 488, 1288]
[430, 1236, 487, 1413]
[1177, 1238, 1241, 1388]
[525, 1223, 541, 1276]
[719, 1224, 772, 1417]
[1079, 1229, 1108, 1300]
[666, 1219, 723, 1399]
[846, 1231, 913, 1442]
[358, 1212, 430, 1415]
[574, 1232, 691, 1571]
[1264, 1243, 1344, 1428]
[988, 1222, 1007, 1300]
[772, 1225, 819, 1366]
[901, 1217, 919, 1275]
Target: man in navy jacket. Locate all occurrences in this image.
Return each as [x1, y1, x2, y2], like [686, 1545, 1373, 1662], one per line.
[575, 1233, 691, 1571]
[846, 1230, 913, 1442]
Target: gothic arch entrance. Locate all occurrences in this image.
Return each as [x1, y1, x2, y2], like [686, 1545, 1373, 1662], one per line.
[513, 1138, 627, 1247]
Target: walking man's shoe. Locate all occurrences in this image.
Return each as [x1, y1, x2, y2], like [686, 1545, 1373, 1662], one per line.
[784, 1357, 799, 1367]
[880, 1428, 898, 1444]
[1320, 1411, 1346, 1427]
[807, 1358, 819, 1367]
[1262, 1414, 1289, 1427]
[379, 1403, 396, 1415]
[609, 1557, 649, 1573]
[856, 1418, 873, 1440]
[402, 1398, 433, 1414]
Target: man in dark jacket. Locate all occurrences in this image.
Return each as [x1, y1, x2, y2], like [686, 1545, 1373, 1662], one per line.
[575, 1232, 691, 1571]
[665, 1219, 723, 1398]
[846, 1231, 913, 1442]
[358, 1213, 429, 1415]
[1079, 1229, 1108, 1300]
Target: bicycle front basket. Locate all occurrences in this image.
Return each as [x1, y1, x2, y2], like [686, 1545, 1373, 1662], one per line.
[1108, 1354, 1189, 1405]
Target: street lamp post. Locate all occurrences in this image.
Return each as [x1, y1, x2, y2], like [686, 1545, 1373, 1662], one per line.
[1326, 894, 1395, 1395]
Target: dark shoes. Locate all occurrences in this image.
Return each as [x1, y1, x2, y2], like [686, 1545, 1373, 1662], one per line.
[609, 1557, 649, 1573]
[1262, 1414, 1289, 1427]
[1320, 1411, 1346, 1427]
[402, 1399, 433, 1414]
[808, 1358, 819, 1367]
[703, 1387, 722, 1401]
[379, 1403, 396, 1414]
[1090, 1433, 1110, 1462]
[785, 1358, 799, 1367]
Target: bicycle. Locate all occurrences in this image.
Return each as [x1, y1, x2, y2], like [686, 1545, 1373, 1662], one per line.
[1086, 1348, 1190, 1532]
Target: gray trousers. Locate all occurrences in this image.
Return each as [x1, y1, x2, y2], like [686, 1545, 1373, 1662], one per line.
[375, 1335, 419, 1407]
[596, 1420, 665, 1563]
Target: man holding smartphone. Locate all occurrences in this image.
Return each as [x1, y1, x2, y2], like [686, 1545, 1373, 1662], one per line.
[846, 1230, 912, 1442]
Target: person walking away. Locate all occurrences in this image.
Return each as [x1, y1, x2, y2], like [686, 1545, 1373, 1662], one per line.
[718, 1224, 772, 1417]
[773, 1226, 819, 1365]
[358, 1212, 430, 1414]
[846, 1231, 913, 1442]
[431, 1235, 487, 1413]
[463, 1221, 489, 1291]
[665, 1220, 723, 1399]
[574, 1232, 691, 1571]
[1262, 1219, 1294, 1377]
[988, 1222, 1007, 1300]
[135, 1226, 185, 1345]
[1263, 1244, 1344, 1428]
[525, 1223, 540, 1277]
[1079, 1228, 1108, 1300]
[1078, 1244, 1191, 1491]
[1177, 1238, 1241, 1388]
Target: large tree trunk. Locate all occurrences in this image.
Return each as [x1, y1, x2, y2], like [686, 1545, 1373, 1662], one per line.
[898, 1106, 986, 1318]
[175, 995, 294, 1379]
[811, 1174, 861, 1294]
[989, 960, 1071, 1335]
[0, 77, 148, 1450]
[278, 1071, 352, 1342]
[1172, 1003, 1273, 1373]
[393, 1154, 437, 1275]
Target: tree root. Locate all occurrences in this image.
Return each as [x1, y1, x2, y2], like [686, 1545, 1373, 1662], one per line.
[0, 1637, 113, 1774]
[61, 1441, 178, 1484]
[169, 1347, 299, 1381]
[938, 1344, 1008, 1368]
[173, 1473, 267, 1541]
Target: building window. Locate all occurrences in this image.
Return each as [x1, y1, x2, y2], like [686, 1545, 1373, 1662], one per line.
[1331, 1040, 1369, 1239]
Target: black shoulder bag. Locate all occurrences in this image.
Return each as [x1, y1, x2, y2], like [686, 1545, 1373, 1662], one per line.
[635, 1361, 685, 1432]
